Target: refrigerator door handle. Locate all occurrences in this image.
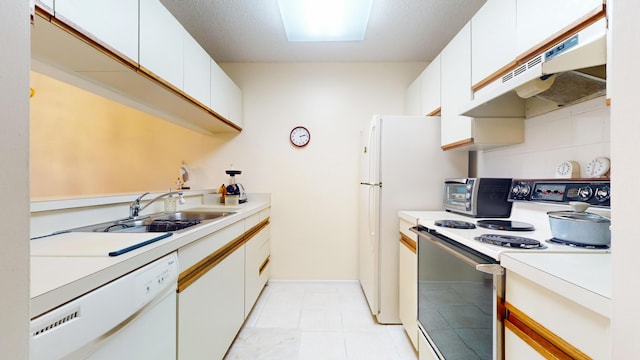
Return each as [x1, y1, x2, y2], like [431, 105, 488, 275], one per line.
[368, 186, 375, 237]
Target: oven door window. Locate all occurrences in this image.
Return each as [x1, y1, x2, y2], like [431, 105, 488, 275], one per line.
[418, 232, 496, 360]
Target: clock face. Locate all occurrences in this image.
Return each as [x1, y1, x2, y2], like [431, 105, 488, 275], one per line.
[555, 160, 579, 178]
[585, 157, 610, 178]
[290, 126, 310, 147]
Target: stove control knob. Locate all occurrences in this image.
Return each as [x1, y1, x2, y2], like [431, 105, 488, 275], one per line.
[595, 186, 610, 202]
[520, 185, 531, 197]
[578, 186, 594, 201]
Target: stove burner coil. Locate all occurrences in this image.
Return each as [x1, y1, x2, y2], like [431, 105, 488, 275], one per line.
[475, 234, 543, 249]
[476, 220, 535, 231]
[547, 238, 610, 249]
[434, 220, 476, 229]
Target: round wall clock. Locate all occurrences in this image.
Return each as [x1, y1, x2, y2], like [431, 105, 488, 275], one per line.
[290, 126, 310, 147]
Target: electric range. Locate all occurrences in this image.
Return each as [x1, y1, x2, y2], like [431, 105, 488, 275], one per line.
[414, 179, 611, 360]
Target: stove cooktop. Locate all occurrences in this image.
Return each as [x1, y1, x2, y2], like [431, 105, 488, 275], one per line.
[416, 211, 611, 260]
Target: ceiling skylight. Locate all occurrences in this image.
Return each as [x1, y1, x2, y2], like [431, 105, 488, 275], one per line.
[277, 0, 373, 42]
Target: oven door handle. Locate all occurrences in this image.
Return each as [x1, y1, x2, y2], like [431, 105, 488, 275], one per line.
[476, 264, 505, 276]
[412, 227, 486, 269]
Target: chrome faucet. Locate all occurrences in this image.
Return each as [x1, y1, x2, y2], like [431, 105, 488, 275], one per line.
[129, 190, 185, 218]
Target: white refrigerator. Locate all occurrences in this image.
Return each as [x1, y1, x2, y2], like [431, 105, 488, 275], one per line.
[358, 115, 468, 324]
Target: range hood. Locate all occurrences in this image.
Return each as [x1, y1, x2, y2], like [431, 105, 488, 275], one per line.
[464, 17, 607, 118]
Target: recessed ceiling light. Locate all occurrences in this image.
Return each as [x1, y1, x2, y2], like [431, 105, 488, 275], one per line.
[277, 0, 373, 42]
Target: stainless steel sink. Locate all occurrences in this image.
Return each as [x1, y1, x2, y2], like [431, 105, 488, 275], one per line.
[68, 210, 235, 233]
[156, 211, 233, 221]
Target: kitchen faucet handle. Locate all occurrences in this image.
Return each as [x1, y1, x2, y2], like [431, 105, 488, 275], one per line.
[130, 192, 150, 217]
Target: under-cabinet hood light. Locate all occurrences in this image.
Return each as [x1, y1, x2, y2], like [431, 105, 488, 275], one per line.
[277, 0, 372, 42]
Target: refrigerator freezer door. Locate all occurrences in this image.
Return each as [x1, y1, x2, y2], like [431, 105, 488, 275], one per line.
[359, 115, 381, 185]
[358, 183, 380, 316]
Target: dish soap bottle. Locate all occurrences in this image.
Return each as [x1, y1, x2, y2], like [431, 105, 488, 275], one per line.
[218, 184, 226, 204]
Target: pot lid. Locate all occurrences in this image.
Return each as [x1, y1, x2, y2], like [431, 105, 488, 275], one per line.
[547, 211, 610, 223]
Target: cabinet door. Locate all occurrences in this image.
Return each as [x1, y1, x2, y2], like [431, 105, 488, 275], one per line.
[245, 223, 270, 316]
[471, 0, 517, 86]
[55, 0, 139, 63]
[140, 0, 184, 90]
[504, 327, 546, 360]
[398, 230, 417, 350]
[178, 248, 245, 360]
[516, 0, 603, 54]
[35, 0, 54, 15]
[405, 75, 421, 116]
[210, 59, 229, 118]
[183, 33, 211, 107]
[420, 54, 441, 116]
[440, 22, 473, 147]
[227, 76, 244, 128]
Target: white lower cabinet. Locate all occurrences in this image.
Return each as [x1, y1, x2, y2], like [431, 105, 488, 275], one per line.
[245, 224, 270, 315]
[505, 271, 610, 359]
[177, 210, 271, 359]
[398, 218, 417, 350]
[418, 330, 438, 360]
[178, 247, 245, 360]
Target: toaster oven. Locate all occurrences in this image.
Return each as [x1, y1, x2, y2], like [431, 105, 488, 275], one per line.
[443, 178, 513, 218]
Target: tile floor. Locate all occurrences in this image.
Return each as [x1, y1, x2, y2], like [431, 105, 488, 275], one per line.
[225, 281, 418, 360]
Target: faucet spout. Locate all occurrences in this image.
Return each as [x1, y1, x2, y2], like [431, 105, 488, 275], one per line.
[129, 190, 184, 218]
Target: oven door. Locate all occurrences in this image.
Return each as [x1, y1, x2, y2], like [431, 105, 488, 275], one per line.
[412, 226, 504, 360]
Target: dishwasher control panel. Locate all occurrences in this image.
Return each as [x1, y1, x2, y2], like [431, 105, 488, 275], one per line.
[135, 253, 178, 307]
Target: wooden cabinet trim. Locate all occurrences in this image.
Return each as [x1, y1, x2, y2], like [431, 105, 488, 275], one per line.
[258, 256, 270, 276]
[34, 5, 242, 133]
[426, 107, 442, 116]
[399, 233, 417, 254]
[441, 138, 474, 151]
[505, 301, 591, 360]
[471, 5, 606, 93]
[178, 218, 270, 292]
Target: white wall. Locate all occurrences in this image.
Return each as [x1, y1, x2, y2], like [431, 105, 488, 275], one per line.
[208, 62, 425, 280]
[1, 0, 30, 357]
[476, 97, 610, 178]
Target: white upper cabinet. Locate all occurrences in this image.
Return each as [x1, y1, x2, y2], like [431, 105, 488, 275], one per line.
[420, 54, 441, 115]
[210, 60, 243, 127]
[405, 75, 421, 116]
[471, 0, 517, 86]
[440, 22, 473, 147]
[35, 0, 54, 15]
[227, 77, 243, 128]
[210, 60, 229, 118]
[54, 0, 139, 63]
[516, 0, 604, 54]
[139, 0, 184, 90]
[183, 34, 211, 108]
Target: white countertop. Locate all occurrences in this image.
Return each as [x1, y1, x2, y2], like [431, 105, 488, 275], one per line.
[501, 253, 611, 318]
[30, 197, 270, 318]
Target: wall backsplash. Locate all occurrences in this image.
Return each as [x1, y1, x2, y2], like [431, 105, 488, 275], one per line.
[30, 71, 227, 199]
[476, 97, 610, 179]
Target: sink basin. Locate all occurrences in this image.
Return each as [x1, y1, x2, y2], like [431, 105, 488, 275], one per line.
[68, 210, 236, 233]
[156, 211, 233, 221]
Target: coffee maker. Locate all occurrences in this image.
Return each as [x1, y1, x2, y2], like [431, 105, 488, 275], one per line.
[225, 170, 247, 203]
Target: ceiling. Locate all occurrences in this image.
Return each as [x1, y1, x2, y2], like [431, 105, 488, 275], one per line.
[160, 0, 486, 63]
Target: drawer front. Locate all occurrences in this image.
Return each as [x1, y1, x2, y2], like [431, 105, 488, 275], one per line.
[178, 221, 244, 272]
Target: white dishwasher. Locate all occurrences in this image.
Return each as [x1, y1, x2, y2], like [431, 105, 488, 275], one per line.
[30, 252, 178, 360]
